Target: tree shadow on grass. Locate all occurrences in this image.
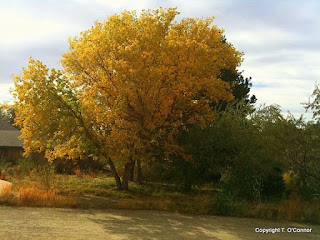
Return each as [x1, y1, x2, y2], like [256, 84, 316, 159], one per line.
[85, 209, 250, 240]
[84, 209, 319, 240]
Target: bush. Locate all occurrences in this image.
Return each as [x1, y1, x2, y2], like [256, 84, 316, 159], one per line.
[209, 192, 245, 216]
[0, 159, 13, 178]
[261, 168, 286, 200]
[54, 157, 107, 175]
[17, 158, 35, 176]
[222, 162, 262, 201]
[37, 163, 56, 190]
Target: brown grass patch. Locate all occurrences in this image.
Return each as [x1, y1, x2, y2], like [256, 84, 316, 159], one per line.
[0, 185, 15, 205]
[74, 168, 82, 177]
[1, 184, 12, 195]
[277, 198, 320, 223]
[242, 198, 320, 223]
[16, 187, 76, 207]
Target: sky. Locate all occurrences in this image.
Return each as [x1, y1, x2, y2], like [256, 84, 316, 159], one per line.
[0, 0, 319, 119]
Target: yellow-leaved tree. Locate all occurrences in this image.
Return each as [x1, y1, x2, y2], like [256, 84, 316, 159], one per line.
[13, 8, 242, 190]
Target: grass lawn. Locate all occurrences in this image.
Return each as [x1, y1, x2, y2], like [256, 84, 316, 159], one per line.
[1, 172, 320, 224]
[3, 172, 218, 213]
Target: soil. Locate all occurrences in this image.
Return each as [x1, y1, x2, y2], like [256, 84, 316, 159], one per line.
[0, 206, 318, 239]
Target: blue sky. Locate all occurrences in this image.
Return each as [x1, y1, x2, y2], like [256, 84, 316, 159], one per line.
[1, 0, 319, 119]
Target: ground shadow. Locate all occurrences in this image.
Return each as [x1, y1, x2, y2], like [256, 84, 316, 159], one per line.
[84, 209, 319, 240]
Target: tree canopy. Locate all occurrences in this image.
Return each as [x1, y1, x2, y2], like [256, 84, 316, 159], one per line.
[13, 8, 244, 190]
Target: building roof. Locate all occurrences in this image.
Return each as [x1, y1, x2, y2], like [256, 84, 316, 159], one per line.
[0, 130, 23, 148]
[0, 120, 18, 131]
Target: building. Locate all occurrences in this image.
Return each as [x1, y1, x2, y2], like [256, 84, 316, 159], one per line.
[0, 120, 23, 163]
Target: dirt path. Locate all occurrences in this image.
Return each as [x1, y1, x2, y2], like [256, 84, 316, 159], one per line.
[0, 206, 318, 240]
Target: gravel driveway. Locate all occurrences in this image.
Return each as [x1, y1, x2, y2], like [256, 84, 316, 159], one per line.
[0, 206, 318, 239]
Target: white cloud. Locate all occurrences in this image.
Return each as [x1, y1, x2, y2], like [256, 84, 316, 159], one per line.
[0, 8, 76, 46]
[72, 0, 151, 10]
[228, 27, 303, 50]
[0, 0, 319, 121]
[0, 83, 14, 103]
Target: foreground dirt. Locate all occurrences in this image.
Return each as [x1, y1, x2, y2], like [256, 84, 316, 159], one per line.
[0, 206, 318, 240]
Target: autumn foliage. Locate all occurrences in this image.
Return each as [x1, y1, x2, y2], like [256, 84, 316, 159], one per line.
[13, 8, 242, 190]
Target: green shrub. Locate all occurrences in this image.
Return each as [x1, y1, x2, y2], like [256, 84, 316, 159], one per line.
[37, 163, 55, 190]
[222, 162, 262, 201]
[0, 159, 13, 178]
[261, 168, 286, 200]
[210, 192, 244, 216]
[17, 158, 35, 176]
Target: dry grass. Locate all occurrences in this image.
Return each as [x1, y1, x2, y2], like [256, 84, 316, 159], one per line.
[277, 198, 320, 223]
[88, 171, 98, 178]
[117, 197, 173, 211]
[2, 173, 320, 223]
[0, 184, 16, 206]
[0, 185, 76, 208]
[0, 185, 14, 203]
[242, 198, 320, 223]
[17, 187, 76, 207]
[1, 170, 7, 180]
[74, 168, 82, 177]
[1, 184, 12, 195]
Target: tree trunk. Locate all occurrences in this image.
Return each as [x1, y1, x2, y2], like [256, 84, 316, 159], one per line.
[122, 160, 135, 190]
[136, 159, 142, 185]
[106, 157, 123, 190]
[129, 160, 135, 181]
